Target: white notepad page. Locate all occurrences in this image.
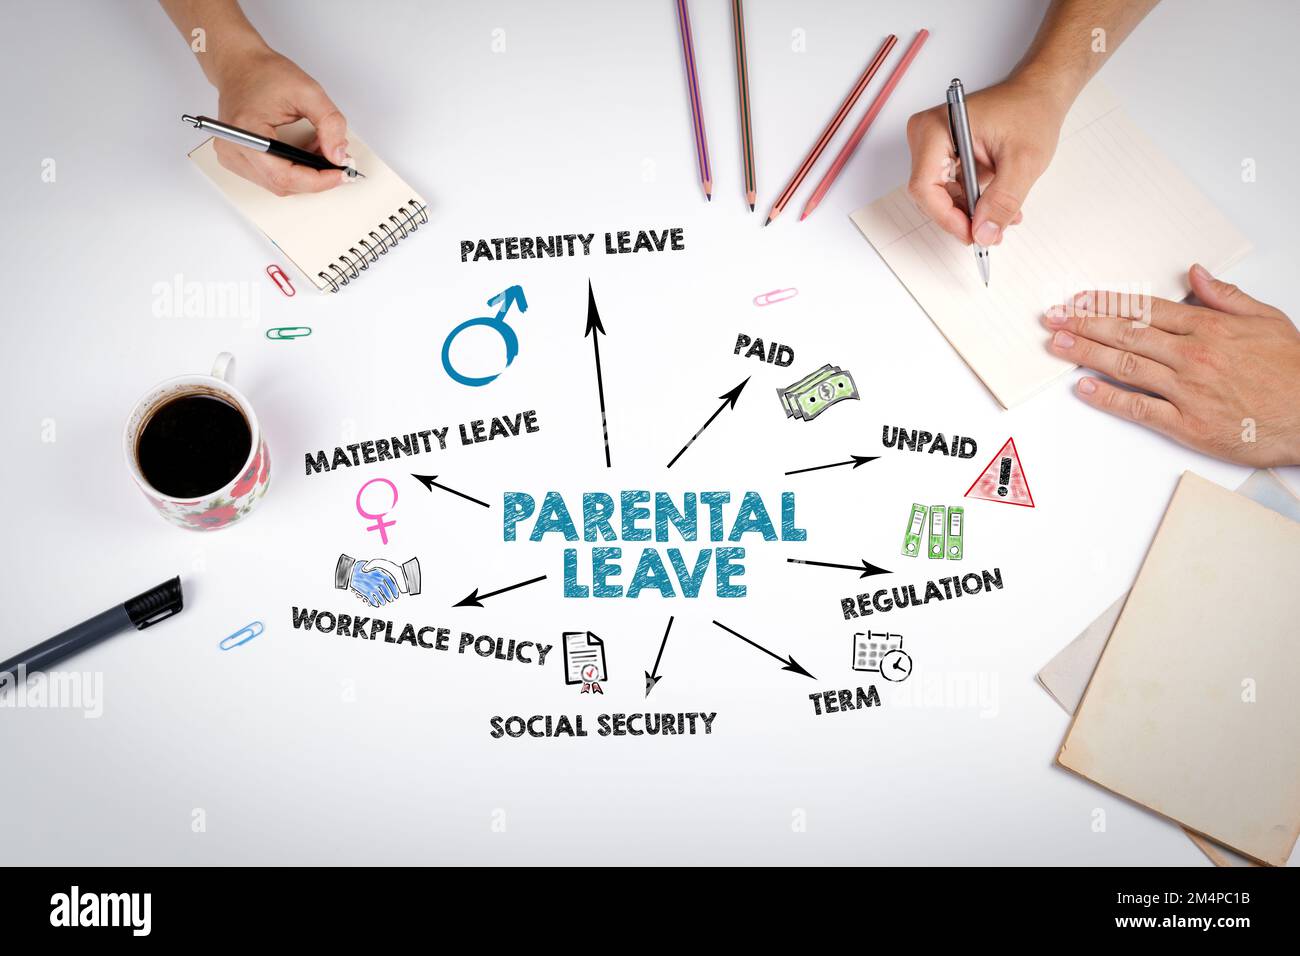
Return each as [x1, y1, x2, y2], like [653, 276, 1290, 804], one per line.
[850, 83, 1253, 408]
[189, 121, 427, 292]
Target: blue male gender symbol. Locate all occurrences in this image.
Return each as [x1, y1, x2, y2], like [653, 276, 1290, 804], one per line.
[441, 285, 529, 387]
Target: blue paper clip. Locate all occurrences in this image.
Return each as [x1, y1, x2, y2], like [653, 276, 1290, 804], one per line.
[220, 621, 264, 651]
[266, 326, 312, 341]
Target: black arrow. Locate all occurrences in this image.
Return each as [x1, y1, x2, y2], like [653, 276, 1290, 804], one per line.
[645, 616, 673, 697]
[712, 620, 815, 680]
[453, 574, 548, 608]
[666, 377, 749, 469]
[411, 474, 491, 509]
[786, 557, 892, 578]
[784, 454, 878, 476]
[585, 280, 612, 468]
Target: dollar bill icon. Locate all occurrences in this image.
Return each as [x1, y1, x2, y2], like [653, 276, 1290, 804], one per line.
[778, 364, 860, 421]
[778, 364, 833, 416]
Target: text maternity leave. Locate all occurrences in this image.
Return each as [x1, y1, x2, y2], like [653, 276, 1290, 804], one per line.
[505, 490, 804, 598]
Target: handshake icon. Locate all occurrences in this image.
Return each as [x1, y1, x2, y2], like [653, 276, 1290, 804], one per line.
[335, 553, 422, 607]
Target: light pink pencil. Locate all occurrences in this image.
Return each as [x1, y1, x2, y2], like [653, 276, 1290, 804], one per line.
[799, 29, 930, 221]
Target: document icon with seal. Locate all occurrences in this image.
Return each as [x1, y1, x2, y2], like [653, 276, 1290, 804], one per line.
[563, 631, 608, 688]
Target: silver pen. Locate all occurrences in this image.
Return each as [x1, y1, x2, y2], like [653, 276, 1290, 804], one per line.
[181, 114, 363, 178]
[945, 79, 989, 286]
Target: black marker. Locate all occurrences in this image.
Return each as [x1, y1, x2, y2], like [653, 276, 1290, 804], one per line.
[181, 115, 364, 178]
[0, 577, 184, 678]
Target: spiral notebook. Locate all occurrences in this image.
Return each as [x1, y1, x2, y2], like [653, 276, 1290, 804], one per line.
[188, 120, 427, 293]
[850, 82, 1252, 408]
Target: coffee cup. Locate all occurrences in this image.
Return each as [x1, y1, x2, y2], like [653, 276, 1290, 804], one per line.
[123, 353, 270, 530]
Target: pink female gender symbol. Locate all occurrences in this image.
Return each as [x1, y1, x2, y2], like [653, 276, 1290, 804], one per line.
[356, 478, 399, 544]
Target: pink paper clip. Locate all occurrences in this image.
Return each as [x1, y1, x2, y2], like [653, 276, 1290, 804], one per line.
[266, 264, 296, 297]
[754, 287, 798, 307]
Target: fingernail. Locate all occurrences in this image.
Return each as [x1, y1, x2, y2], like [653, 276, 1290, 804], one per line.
[340, 170, 355, 185]
[1191, 262, 1211, 281]
[1044, 305, 1068, 324]
[1073, 292, 1092, 312]
[1078, 378, 1097, 395]
[334, 145, 349, 164]
[974, 221, 1000, 245]
[1053, 331, 1076, 349]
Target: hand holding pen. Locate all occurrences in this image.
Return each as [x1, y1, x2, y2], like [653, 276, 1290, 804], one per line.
[905, 79, 1064, 267]
[203, 48, 355, 195]
[185, 113, 363, 183]
[160, 0, 353, 196]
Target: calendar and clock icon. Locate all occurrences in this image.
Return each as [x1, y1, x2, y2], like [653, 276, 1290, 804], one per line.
[852, 632, 913, 682]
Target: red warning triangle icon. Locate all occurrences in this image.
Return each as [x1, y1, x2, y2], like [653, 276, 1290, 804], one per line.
[964, 437, 1034, 507]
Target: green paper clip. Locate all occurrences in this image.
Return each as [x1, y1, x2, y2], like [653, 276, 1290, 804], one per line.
[266, 326, 312, 341]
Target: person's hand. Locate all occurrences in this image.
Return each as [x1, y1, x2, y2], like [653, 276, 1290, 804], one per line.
[906, 78, 1068, 247]
[212, 46, 350, 196]
[1043, 265, 1300, 467]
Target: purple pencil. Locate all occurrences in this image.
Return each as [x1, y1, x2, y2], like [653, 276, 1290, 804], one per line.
[675, 0, 712, 200]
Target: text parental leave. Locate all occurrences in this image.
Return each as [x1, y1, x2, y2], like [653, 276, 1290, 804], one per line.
[504, 490, 806, 598]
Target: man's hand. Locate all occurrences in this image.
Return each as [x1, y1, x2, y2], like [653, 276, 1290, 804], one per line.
[212, 47, 350, 196]
[1043, 265, 1300, 466]
[903, 0, 1160, 246]
[906, 79, 1065, 247]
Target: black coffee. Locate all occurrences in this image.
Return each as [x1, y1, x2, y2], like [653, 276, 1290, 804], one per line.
[138, 394, 252, 499]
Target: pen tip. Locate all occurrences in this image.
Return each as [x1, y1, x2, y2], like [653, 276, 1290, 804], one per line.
[749, 203, 755, 212]
[706, 194, 712, 202]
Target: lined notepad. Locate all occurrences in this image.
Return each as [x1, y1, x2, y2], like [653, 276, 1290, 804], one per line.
[189, 121, 427, 293]
[851, 84, 1252, 408]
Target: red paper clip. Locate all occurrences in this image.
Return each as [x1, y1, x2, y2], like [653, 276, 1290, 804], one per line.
[266, 264, 296, 297]
[754, 287, 798, 307]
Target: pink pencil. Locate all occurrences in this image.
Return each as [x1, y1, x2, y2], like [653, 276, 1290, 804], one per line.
[799, 29, 930, 221]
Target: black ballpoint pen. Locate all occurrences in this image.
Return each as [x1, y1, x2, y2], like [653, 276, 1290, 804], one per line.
[0, 577, 184, 679]
[182, 114, 364, 178]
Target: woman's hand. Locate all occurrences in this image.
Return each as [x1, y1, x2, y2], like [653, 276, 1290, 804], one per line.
[212, 46, 350, 196]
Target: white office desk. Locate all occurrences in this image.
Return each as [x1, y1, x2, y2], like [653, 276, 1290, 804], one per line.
[0, 0, 1295, 865]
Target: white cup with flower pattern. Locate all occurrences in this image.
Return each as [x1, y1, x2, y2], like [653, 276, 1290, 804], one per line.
[123, 353, 271, 530]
